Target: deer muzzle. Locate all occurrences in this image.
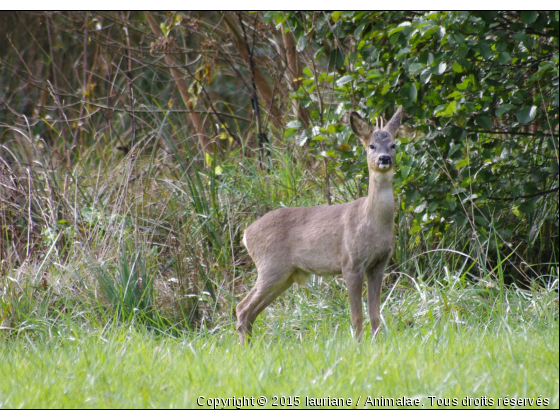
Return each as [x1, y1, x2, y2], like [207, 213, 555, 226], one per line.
[378, 155, 392, 170]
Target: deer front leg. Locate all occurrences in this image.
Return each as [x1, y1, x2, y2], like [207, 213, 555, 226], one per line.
[366, 264, 385, 335]
[344, 270, 364, 338]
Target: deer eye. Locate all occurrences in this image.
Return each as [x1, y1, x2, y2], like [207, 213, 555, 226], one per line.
[391, 144, 396, 149]
[369, 144, 376, 150]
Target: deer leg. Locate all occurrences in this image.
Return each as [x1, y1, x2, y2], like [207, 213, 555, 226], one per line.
[236, 268, 293, 344]
[245, 280, 293, 329]
[366, 264, 385, 335]
[344, 270, 364, 338]
[237, 289, 260, 344]
[236, 286, 258, 315]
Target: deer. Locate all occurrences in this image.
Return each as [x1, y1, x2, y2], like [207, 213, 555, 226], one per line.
[236, 106, 403, 343]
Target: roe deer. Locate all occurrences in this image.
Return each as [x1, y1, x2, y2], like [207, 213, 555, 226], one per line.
[237, 106, 403, 343]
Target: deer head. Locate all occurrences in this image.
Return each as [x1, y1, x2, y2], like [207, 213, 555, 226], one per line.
[350, 106, 403, 173]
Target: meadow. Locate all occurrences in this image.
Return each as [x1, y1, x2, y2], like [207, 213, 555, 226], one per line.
[0, 283, 557, 408]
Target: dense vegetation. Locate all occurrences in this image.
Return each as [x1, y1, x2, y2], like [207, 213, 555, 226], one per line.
[0, 14, 558, 407]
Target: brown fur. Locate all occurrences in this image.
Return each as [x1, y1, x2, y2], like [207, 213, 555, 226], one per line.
[237, 106, 403, 343]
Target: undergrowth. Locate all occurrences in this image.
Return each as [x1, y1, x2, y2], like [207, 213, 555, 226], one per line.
[0, 120, 558, 337]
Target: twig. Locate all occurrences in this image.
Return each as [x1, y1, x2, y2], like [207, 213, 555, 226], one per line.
[466, 128, 559, 137]
[486, 187, 559, 201]
[237, 12, 269, 162]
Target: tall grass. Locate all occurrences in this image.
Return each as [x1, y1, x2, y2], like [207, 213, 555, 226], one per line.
[0, 118, 558, 336]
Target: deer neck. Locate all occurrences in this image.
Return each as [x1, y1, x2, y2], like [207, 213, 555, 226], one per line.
[365, 169, 395, 225]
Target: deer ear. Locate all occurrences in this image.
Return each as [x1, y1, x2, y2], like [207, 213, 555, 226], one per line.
[384, 105, 403, 137]
[350, 112, 371, 139]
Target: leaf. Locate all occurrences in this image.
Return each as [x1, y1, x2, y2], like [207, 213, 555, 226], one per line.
[476, 42, 493, 60]
[332, 11, 342, 22]
[159, 23, 170, 37]
[337, 143, 350, 152]
[285, 126, 299, 136]
[495, 104, 514, 117]
[274, 14, 286, 27]
[453, 33, 466, 45]
[296, 34, 307, 52]
[475, 115, 493, 129]
[400, 165, 411, 180]
[204, 152, 213, 166]
[456, 77, 469, 90]
[420, 68, 432, 84]
[452, 61, 464, 73]
[523, 182, 538, 195]
[414, 202, 427, 213]
[521, 11, 539, 25]
[435, 62, 447, 75]
[336, 75, 354, 87]
[328, 48, 345, 70]
[402, 83, 417, 103]
[388, 23, 410, 36]
[518, 200, 535, 213]
[409, 83, 418, 102]
[455, 157, 469, 170]
[436, 101, 456, 117]
[422, 25, 440, 39]
[480, 12, 498, 23]
[496, 39, 509, 52]
[497, 52, 511, 64]
[313, 47, 325, 60]
[354, 24, 366, 40]
[409, 222, 422, 234]
[312, 135, 329, 141]
[474, 216, 488, 227]
[366, 69, 382, 80]
[447, 90, 463, 99]
[408, 63, 423, 74]
[516, 105, 537, 124]
[396, 47, 411, 59]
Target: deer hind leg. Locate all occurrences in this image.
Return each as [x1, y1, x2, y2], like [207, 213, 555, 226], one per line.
[236, 266, 294, 344]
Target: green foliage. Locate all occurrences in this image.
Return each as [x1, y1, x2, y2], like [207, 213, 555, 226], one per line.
[272, 11, 559, 283]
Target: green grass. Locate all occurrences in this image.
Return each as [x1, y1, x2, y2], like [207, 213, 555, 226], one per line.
[0, 320, 557, 409]
[1, 276, 558, 409]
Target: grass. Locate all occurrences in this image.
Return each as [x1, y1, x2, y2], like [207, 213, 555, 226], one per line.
[0, 318, 557, 408]
[0, 277, 558, 409]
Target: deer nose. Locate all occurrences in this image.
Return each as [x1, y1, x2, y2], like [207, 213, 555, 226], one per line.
[378, 155, 391, 166]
